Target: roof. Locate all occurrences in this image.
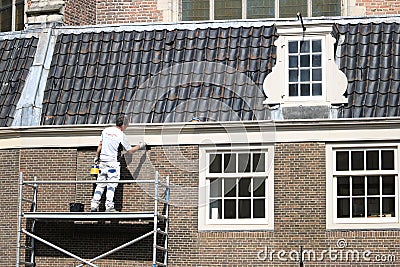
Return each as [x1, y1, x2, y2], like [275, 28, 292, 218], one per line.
[41, 24, 277, 125]
[334, 21, 400, 118]
[0, 18, 399, 127]
[0, 37, 38, 127]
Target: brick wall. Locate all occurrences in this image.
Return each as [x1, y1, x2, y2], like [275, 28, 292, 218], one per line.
[357, 0, 400, 15]
[64, 0, 96, 26]
[0, 149, 20, 266]
[96, 0, 163, 25]
[3, 143, 400, 266]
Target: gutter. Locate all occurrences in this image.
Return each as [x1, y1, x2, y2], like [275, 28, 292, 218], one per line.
[1, 118, 400, 149]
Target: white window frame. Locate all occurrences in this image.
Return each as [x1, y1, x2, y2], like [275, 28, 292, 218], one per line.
[263, 26, 348, 107]
[284, 36, 326, 102]
[198, 145, 274, 231]
[326, 143, 400, 230]
[180, 0, 344, 20]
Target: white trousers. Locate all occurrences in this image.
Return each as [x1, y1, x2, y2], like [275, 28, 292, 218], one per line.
[91, 161, 120, 210]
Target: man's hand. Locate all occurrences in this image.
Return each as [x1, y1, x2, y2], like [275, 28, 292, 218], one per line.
[138, 141, 147, 150]
[94, 156, 100, 165]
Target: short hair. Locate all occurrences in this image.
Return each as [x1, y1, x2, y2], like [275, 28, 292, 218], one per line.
[116, 115, 129, 127]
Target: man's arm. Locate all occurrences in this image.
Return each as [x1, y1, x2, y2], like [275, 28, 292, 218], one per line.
[127, 144, 140, 154]
[94, 141, 102, 164]
[126, 142, 146, 154]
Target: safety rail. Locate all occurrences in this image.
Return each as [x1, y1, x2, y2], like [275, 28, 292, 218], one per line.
[16, 171, 170, 267]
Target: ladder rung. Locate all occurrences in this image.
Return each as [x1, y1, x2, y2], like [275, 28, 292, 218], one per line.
[22, 245, 33, 250]
[155, 245, 167, 251]
[22, 262, 35, 266]
[156, 262, 166, 267]
[22, 198, 35, 204]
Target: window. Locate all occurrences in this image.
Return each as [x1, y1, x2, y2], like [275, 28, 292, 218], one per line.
[288, 39, 323, 98]
[327, 145, 400, 230]
[0, 0, 25, 32]
[181, 0, 340, 21]
[199, 146, 274, 231]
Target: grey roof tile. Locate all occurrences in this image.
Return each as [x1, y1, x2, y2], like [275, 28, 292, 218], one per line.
[0, 37, 38, 126]
[335, 22, 400, 118]
[40, 25, 278, 124]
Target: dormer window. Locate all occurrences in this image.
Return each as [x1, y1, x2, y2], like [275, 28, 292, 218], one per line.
[263, 24, 348, 116]
[287, 38, 323, 99]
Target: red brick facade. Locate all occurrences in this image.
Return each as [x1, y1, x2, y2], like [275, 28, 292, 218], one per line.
[64, 0, 96, 26]
[96, 0, 163, 25]
[2, 143, 399, 266]
[358, 0, 400, 15]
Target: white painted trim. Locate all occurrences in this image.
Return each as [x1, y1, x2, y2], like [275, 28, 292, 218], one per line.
[3, 119, 400, 149]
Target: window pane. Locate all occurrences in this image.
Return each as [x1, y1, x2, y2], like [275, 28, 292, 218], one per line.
[247, 0, 275, 19]
[209, 199, 221, 219]
[279, 0, 307, 18]
[381, 150, 394, 170]
[312, 0, 341, 16]
[312, 55, 322, 67]
[312, 40, 322, 52]
[300, 55, 310, 67]
[210, 178, 222, 197]
[215, 0, 242, 20]
[383, 197, 395, 217]
[352, 176, 365, 196]
[366, 150, 379, 170]
[239, 199, 251, 218]
[382, 175, 395, 195]
[367, 176, 379, 195]
[337, 198, 350, 218]
[224, 178, 236, 197]
[289, 55, 298, 68]
[312, 83, 322, 96]
[253, 178, 265, 197]
[224, 199, 236, 219]
[253, 153, 265, 172]
[300, 40, 310, 53]
[351, 151, 364, 170]
[182, 0, 209, 21]
[289, 84, 298, 96]
[15, 0, 24, 31]
[239, 178, 251, 197]
[352, 198, 365, 217]
[0, 0, 12, 32]
[224, 153, 236, 173]
[254, 199, 265, 218]
[367, 197, 380, 217]
[300, 84, 310, 96]
[337, 177, 349, 196]
[289, 70, 298, 82]
[336, 151, 349, 171]
[238, 153, 251, 173]
[288, 41, 298, 53]
[300, 69, 310, 81]
[209, 154, 222, 173]
[312, 69, 322, 81]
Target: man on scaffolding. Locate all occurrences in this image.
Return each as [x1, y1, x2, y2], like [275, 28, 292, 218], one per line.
[90, 115, 146, 212]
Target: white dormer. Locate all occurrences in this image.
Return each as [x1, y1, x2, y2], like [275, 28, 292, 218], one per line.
[263, 22, 347, 118]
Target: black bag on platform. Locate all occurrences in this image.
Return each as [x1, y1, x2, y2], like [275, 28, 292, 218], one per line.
[69, 203, 84, 212]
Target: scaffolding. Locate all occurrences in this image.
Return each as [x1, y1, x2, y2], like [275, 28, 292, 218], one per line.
[16, 171, 170, 267]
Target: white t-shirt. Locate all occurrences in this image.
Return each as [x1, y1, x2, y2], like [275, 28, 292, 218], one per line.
[99, 127, 131, 162]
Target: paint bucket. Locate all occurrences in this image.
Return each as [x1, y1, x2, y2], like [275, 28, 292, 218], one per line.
[90, 165, 99, 176]
[69, 203, 84, 212]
